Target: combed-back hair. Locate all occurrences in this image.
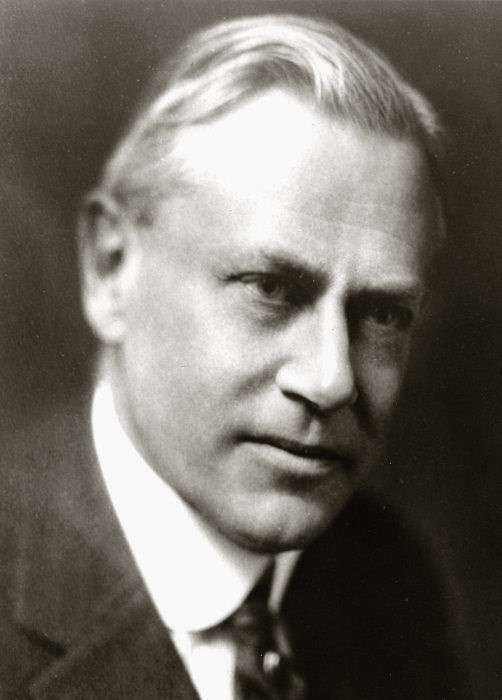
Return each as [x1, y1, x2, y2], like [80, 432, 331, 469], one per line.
[96, 14, 445, 221]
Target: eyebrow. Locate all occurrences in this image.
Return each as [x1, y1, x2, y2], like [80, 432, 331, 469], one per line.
[348, 287, 425, 313]
[239, 247, 423, 296]
[351, 282, 424, 300]
[237, 248, 329, 284]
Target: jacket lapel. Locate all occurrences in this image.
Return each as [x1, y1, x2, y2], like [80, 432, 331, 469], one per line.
[12, 391, 200, 700]
[29, 585, 198, 700]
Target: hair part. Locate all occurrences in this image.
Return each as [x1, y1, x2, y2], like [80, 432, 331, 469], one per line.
[94, 14, 445, 228]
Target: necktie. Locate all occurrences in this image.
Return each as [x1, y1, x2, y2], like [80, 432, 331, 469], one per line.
[228, 566, 308, 700]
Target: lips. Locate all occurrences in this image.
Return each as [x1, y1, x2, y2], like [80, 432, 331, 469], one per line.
[243, 433, 354, 466]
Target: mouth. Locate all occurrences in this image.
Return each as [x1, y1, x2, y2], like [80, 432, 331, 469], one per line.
[243, 434, 355, 469]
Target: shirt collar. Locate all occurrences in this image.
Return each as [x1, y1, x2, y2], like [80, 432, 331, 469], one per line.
[92, 381, 299, 632]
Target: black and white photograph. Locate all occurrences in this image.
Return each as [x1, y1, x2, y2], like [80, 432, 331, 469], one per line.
[0, 1, 501, 698]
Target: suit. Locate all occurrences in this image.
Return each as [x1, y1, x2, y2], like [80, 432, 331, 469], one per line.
[0, 391, 470, 699]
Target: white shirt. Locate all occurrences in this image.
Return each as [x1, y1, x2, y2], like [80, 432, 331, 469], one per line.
[92, 382, 300, 700]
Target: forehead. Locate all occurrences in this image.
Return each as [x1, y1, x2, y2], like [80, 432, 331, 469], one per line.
[149, 89, 438, 286]
[167, 88, 437, 239]
[172, 90, 428, 181]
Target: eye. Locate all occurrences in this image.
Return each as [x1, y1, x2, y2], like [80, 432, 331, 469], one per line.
[249, 274, 287, 300]
[348, 295, 416, 335]
[238, 272, 298, 306]
[223, 266, 319, 315]
[366, 302, 413, 330]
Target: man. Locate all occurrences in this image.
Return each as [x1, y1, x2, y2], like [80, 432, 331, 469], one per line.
[0, 14, 469, 699]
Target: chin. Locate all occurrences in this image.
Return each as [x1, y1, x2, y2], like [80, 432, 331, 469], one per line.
[219, 490, 355, 554]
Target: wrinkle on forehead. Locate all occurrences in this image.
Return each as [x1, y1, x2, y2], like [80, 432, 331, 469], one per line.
[185, 187, 435, 254]
[153, 90, 439, 262]
[166, 125, 438, 249]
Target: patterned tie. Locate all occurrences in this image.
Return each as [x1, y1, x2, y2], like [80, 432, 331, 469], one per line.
[228, 565, 308, 700]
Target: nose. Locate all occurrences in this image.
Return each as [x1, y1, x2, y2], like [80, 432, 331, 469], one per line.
[275, 303, 358, 412]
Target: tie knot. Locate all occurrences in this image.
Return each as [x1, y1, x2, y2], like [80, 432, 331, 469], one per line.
[229, 565, 307, 700]
[230, 566, 275, 642]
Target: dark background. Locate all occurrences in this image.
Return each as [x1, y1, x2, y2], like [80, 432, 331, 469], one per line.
[1, 1, 501, 697]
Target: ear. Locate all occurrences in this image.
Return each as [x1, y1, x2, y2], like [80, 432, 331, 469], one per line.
[78, 191, 141, 345]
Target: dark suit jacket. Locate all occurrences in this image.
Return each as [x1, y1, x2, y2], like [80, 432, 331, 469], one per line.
[0, 392, 471, 699]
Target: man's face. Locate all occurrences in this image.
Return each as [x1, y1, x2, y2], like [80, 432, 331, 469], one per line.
[108, 90, 437, 552]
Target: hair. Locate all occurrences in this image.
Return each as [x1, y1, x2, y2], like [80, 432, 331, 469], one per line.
[92, 14, 445, 225]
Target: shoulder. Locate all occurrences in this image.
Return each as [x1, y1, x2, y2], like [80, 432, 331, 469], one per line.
[288, 495, 472, 698]
[0, 388, 94, 502]
[311, 495, 459, 642]
[0, 389, 94, 589]
[0, 395, 90, 693]
[0, 389, 135, 695]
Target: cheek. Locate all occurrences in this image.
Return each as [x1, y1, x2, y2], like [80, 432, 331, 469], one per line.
[126, 260, 275, 407]
[125, 296, 244, 412]
[355, 352, 407, 420]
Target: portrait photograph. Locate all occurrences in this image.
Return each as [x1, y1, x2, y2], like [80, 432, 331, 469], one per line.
[0, 1, 501, 698]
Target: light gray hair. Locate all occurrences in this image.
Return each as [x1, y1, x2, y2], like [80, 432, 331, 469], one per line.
[93, 14, 445, 223]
